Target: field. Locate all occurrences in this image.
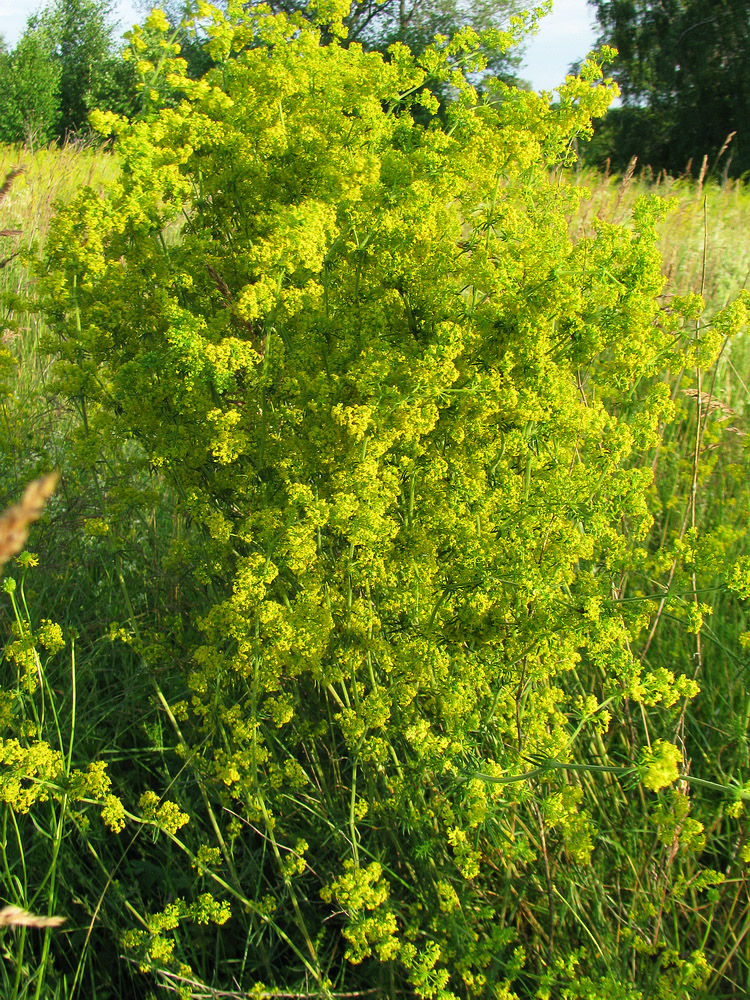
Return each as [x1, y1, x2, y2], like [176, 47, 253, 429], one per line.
[1, 116, 750, 1000]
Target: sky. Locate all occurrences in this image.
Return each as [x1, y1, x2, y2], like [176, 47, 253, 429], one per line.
[0, 0, 599, 93]
[520, 0, 599, 91]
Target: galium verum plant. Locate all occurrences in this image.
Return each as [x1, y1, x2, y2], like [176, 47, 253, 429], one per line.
[35, 2, 749, 994]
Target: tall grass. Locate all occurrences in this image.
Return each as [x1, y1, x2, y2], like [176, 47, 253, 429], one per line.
[0, 145, 170, 999]
[2, 144, 750, 996]
[571, 163, 750, 997]
[0, 143, 117, 498]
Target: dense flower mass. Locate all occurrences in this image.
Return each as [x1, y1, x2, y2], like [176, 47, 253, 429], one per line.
[33, 2, 747, 995]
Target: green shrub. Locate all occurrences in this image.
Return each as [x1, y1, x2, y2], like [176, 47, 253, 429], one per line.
[35, 3, 745, 995]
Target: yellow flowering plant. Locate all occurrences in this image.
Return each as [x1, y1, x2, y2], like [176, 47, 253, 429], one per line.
[33, 3, 743, 995]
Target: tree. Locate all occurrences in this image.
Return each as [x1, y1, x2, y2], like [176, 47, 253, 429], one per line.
[0, 17, 61, 144]
[43, 0, 137, 137]
[0, 0, 139, 144]
[588, 0, 750, 175]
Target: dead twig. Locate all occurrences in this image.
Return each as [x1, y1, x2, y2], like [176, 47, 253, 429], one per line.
[204, 263, 267, 358]
[0, 168, 25, 208]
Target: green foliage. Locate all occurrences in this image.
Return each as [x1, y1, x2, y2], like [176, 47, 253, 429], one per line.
[2, 4, 750, 998]
[262, 0, 543, 87]
[28, 4, 746, 995]
[587, 0, 750, 175]
[44, 0, 139, 139]
[0, 20, 61, 144]
[49, 0, 119, 137]
[0, 0, 137, 145]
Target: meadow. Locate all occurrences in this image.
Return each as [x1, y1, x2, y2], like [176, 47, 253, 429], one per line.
[1, 28, 750, 998]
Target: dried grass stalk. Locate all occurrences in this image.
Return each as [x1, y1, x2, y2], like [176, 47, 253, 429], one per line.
[683, 387, 734, 418]
[697, 154, 709, 192]
[0, 252, 21, 271]
[0, 473, 59, 571]
[0, 168, 25, 270]
[0, 905, 65, 928]
[0, 168, 25, 209]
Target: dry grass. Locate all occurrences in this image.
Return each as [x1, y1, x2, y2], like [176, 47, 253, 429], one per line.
[0, 473, 58, 570]
[0, 144, 116, 502]
[0, 168, 24, 270]
[0, 905, 65, 928]
[572, 164, 750, 309]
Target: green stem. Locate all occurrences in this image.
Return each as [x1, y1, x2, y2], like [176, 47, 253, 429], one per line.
[469, 759, 750, 799]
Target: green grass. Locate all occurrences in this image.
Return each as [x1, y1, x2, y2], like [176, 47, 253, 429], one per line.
[0, 142, 118, 495]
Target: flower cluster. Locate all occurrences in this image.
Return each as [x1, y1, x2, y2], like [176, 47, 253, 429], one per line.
[35, 3, 722, 994]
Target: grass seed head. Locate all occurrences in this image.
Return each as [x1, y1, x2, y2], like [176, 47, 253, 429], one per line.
[0, 905, 65, 928]
[0, 168, 25, 209]
[0, 474, 59, 572]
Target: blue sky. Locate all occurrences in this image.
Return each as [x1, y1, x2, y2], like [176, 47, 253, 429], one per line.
[0, 0, 599, 93]
[521, 0, 599, 90]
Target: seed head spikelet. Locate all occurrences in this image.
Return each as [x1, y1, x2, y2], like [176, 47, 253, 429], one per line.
[0, 167, 24, 209]
[0, 168, 25, 269]
[0, 905, 65, 928]
[0, 474, 59, 572]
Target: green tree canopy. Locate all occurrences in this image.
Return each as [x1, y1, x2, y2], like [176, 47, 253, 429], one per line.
[0, 0, 137, 144]
[43, 0, 138, 137]
[588, 0, 750, 175]
[0, 17, 61, 144]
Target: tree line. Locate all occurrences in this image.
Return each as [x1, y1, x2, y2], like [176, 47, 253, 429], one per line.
[587, 0, 750, 178]
[0, 0, 135, 144]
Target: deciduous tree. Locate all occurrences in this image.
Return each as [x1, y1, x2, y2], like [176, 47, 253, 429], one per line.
[588, 0, 750, 174]
[0, 18, 60, 143]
